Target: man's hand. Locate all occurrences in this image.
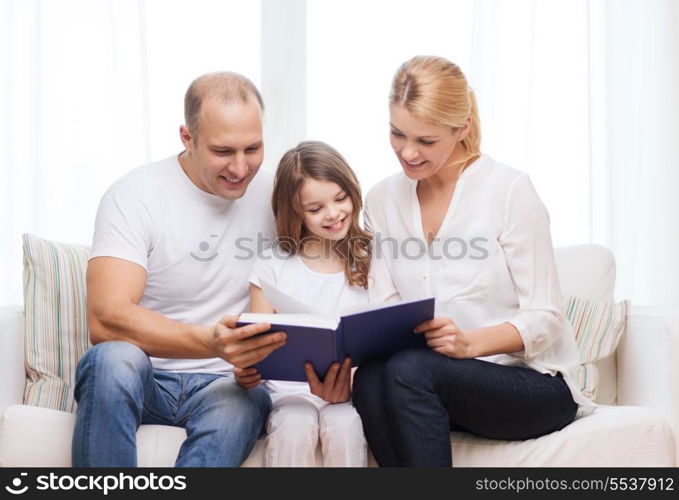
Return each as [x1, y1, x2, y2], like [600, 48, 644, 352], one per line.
[414, 316, 476, 358]
[234, 366, 262, 389]
[305, 357, 352, 403]
[211, 315, 286, 368]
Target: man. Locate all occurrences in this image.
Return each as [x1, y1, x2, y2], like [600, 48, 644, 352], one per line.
[72, 72, 286, 467]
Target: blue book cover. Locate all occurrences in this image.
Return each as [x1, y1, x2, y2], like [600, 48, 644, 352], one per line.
[237, 297, 435, 382]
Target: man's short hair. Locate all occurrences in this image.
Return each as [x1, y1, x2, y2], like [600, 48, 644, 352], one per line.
[184, 71, 264, 140]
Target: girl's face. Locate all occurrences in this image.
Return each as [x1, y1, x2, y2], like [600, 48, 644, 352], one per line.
[299, 178, 353, 241]
[389, 104, 468, 181]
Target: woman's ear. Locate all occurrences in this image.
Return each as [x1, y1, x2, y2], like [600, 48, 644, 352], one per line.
[457, 116, 472, 141]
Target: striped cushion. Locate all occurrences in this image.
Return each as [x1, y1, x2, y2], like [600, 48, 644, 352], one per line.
[562, 296, 630, 399]
[22, 233, 91, 412]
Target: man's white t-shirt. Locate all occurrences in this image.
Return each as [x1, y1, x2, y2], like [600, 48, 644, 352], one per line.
[90, 154, 276, 374]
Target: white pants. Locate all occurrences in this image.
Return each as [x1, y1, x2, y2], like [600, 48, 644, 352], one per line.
[264, 391, 368, 467]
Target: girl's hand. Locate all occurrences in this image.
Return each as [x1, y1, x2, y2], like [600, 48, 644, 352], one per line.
[234, 366, 262, 389]
[414, 316, 476, 359]
[305, 357, 352, 403]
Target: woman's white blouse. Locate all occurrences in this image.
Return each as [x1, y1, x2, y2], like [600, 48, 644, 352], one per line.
[365, 154, 593, 410]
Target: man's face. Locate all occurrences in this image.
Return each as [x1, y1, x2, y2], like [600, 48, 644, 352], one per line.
[181, 97, 264, 200]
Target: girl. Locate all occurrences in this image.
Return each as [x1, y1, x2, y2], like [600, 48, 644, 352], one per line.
[352, 56, 593, 466]
[235, 140, 371, 467]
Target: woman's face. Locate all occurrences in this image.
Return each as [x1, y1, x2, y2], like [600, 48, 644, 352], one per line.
[299, 178, 354, 241]
[389, 104, 466, 181]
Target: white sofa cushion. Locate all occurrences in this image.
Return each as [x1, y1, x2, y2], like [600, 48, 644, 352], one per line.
[554, 244, 615, 301]
[1, 404, 673, 467]
[451, 405, 675, 466]
[0, 405, 301, 467]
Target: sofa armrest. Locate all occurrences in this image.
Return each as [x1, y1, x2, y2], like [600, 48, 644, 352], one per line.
[0, 306, 25, 412]
[617, 306, 679, 434]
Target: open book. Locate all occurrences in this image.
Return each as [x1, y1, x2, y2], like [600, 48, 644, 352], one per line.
[237, 279, 435, 382]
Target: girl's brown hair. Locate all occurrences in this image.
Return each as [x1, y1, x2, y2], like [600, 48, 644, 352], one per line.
[272, 141, 372, 288]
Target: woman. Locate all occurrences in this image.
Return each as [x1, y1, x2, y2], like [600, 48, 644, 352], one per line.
[352, 55, 594, 467]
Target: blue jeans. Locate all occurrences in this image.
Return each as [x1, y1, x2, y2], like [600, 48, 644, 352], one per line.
[352, 349, 577, 467]
[72, 341, 271, 467]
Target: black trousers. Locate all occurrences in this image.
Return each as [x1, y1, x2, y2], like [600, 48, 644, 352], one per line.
[352, 348, 578, 467]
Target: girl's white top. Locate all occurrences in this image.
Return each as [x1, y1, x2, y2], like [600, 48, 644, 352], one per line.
[249, 248, 368, 400]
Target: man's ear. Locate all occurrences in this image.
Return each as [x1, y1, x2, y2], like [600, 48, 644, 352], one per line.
[179, 125, 193, 151]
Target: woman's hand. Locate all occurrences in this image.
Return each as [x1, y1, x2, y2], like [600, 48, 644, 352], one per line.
[305, 357, 352, 403]
[234, 366, 262, 389]
[414, 316, 477, 359]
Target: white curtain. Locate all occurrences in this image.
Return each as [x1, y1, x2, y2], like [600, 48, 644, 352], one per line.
[307, 0, 593, 244]
[2, 0, 677, 309]
[601, 0, 679, 308]
[1, 0, 149, 306]
[306, 0, 679, 308]
[0, 0, 261, 305]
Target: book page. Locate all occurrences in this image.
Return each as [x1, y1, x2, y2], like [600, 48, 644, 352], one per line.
[258, 278, 318, 315]
[239, 312, 339, 331]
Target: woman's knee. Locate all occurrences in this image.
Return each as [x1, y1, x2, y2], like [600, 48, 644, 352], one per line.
[387, 348, 437, 371]
[383, 348, 440, 384]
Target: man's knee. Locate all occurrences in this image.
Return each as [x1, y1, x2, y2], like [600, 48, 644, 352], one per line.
[75, 341, 151, 400]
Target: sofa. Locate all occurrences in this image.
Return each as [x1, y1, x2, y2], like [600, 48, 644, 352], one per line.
[0, 242, 677, 466]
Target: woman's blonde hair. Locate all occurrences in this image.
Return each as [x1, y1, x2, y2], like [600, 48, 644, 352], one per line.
[272, 141, 372, 288]
[390, 55, 481, 167]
